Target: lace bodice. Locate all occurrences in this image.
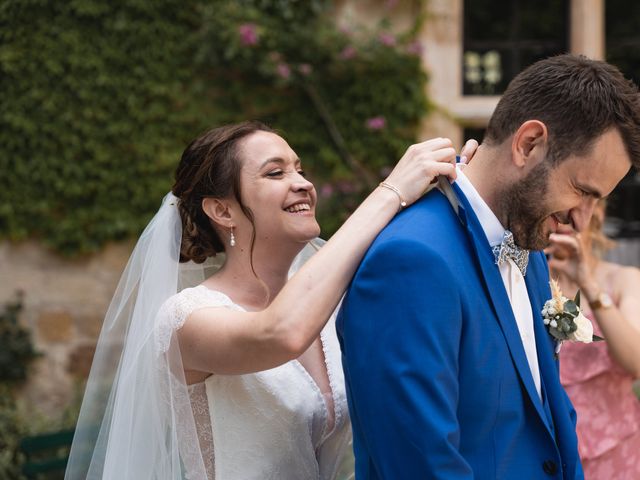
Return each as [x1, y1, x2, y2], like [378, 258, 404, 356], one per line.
[158, 285, 352, 480]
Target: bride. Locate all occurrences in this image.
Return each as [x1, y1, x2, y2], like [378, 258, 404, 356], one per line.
[65, 121, 475, 479]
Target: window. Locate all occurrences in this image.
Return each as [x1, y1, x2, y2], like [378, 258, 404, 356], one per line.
[606, 0, 640, 85]
[463, 127, 486, 145]
[605, 0, 640, 238]
[463, 0, 569, 95]
[606, 171, 640, 238]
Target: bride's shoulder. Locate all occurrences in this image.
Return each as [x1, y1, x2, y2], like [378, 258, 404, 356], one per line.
[155, 286, 240, 352]
[160, 286, 237, 317]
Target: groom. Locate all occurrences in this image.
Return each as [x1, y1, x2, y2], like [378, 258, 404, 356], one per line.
[337, 54, 640, 479]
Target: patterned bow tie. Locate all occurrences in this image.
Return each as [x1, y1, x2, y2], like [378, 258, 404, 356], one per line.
[492, 230, 530, 276]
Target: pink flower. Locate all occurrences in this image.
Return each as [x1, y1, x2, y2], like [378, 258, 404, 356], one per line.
[320, 183, 334, 198]
[337, 181, 357, 194]
[276, 63, 291, 79]
[268, 51, 283, 62]
[338, 24, 352, 35]
[238, 23, 258, 46]
[379, 166, 392, 177]
[406, 40, 424, 56]
[366, 116, 386, 130]
[378, 33, 396, 47]
[298, 63, 313, 76]
[339, 46, 357, 60]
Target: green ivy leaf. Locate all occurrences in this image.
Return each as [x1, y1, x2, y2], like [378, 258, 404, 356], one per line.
[2, 0, 428, 254]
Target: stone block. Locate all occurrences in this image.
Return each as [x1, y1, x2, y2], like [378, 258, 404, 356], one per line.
[67, 344, 96, 379]
[37, 310, 73, 343]
[74, 314, 105, 340]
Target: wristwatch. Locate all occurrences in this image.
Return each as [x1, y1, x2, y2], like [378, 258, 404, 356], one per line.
[588, 291, 613, 311]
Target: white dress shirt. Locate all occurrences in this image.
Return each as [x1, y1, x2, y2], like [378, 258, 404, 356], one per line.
[455, 169, 542, 399]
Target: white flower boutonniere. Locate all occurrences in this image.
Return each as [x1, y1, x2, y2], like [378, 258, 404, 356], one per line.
[542, 279, 603, 356]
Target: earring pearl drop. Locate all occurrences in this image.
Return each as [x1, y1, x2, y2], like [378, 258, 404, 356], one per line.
[229, 227, 236, 247]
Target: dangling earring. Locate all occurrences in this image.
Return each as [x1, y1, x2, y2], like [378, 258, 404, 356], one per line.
[229, 225, 236, 247]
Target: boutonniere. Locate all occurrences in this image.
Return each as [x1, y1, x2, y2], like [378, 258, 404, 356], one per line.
[541, 279, 603, 356]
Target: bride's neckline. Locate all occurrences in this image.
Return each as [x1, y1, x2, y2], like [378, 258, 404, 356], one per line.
[193, 284, 253, 312]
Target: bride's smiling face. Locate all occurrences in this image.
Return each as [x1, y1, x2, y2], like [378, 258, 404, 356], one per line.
[236, 131, 320, 246]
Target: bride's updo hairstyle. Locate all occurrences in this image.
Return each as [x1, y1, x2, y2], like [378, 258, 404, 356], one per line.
[172, 121, 275, 263]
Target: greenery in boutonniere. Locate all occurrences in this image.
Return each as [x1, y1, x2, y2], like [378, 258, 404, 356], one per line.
[542, 279, 604, 344]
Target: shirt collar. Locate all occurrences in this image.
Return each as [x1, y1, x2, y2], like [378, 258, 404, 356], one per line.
[454, 167, 506, 247]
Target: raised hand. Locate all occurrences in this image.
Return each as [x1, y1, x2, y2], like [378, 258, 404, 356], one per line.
[546, 230, 594, 289]
[381, 137, 479, 209]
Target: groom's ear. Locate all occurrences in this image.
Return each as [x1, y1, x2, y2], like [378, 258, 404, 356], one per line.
[511, 120, 548, 170]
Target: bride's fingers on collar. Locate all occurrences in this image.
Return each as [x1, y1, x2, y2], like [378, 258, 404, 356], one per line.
[460, 139, 479, 161]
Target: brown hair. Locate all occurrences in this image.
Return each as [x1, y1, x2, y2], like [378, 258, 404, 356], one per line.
[486, 54, 640, 167]
[172, 121, 275, 263]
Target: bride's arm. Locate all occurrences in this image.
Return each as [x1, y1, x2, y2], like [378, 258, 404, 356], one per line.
[179, 138, 469, 374]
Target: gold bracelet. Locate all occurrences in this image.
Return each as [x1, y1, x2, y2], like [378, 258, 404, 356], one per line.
[379, 182, 407, 209]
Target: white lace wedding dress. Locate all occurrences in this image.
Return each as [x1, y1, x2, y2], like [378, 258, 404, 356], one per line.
[158, 285, 352, 480]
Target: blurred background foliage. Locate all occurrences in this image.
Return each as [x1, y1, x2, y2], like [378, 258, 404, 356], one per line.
[0, 292, 38, 384]
[0, 0, 429, 255]
[0, 292, 81, 478]
[0, 293, 34, 478]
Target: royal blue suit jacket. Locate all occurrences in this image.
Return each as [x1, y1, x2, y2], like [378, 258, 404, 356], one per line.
[337, 184, 583, 479]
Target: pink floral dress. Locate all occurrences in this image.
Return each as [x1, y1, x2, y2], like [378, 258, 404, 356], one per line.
[560, 314, 640, 479]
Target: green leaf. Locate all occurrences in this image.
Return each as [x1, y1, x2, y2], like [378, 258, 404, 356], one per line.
[564, 301, 578, 315]
[1, 0, 429, 255]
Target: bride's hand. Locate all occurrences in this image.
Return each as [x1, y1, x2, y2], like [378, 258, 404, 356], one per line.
[381, 137, 457, 207]
[459, 138, 479, 167]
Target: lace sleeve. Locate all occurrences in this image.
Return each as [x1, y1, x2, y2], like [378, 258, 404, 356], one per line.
[155, 287, 242, 353]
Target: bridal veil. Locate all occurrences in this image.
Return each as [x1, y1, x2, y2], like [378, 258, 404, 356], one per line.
[64, 192, 322, 479]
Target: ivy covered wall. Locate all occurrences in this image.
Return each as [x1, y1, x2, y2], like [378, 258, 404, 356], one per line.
[1, 0, 429, 255]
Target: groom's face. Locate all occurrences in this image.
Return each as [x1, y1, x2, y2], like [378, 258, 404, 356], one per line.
[502, 128, 631, 250]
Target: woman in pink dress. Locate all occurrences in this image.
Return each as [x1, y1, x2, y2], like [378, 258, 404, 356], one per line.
[547, 201, 640, 479]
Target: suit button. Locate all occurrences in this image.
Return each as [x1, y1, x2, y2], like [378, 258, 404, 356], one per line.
[543, 460, 558, 475]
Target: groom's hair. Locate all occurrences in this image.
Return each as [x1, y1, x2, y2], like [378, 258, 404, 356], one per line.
[485, 54, 640, 168]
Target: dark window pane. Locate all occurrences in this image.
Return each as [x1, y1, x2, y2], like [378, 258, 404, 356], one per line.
[606, 1, 640, 238]
[607, 170, 640, 239]
[606, 0, 640, 89]
[463, 0, 569, 95]
[463, 127, 486, 145]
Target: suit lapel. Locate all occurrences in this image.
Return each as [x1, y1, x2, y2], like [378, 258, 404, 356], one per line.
[524, 256, 555, 370]
[526, 254, 581, 476]
[448, 184, 551, 431]
[524, 257, 557, 424]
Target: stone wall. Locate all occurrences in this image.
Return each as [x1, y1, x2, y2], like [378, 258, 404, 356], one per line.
[0, 240, 133, 418]
[0, 0, 421, 425]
